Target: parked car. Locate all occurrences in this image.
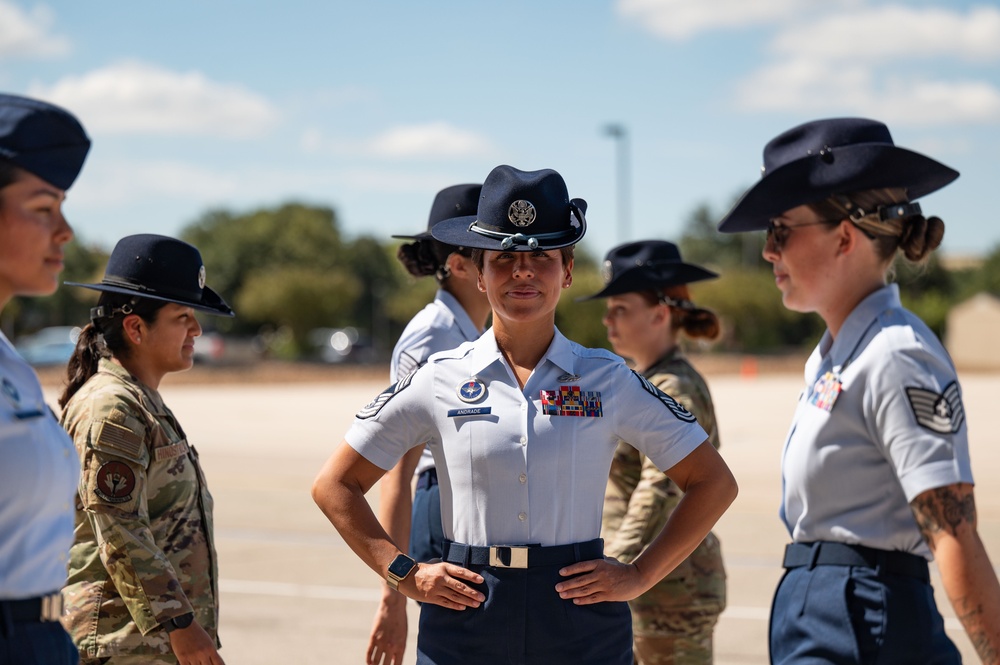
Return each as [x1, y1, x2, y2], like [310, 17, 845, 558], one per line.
[14, 326, 81, 367]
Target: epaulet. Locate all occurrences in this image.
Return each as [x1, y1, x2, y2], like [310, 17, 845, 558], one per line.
[428, 340, 476, 363]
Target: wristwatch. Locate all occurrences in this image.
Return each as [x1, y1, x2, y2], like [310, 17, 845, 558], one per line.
[386, 553, 417, 591]
[163, 612, 194, 633]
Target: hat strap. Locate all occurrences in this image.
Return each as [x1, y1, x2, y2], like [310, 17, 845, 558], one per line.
[468, 224, 577, 250]
[832, 196, 921, 239]
[90, 301, 135, 324]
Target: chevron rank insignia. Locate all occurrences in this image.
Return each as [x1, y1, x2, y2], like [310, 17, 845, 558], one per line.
[905, 381, 965, 434]
[633, 371, 697, 423]
[356, 370, 416, 420]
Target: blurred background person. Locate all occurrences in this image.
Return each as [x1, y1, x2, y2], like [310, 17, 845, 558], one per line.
[719, 117, 1000, 664]
[59, 234, 234, 665]
[582, 239, 726, 664]
[367, 183, 490, 665]
[0, 92, 89, 665]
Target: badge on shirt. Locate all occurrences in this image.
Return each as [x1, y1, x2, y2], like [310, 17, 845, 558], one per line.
[456, 378, 487, 403]
[557, 372, 581, 382]
[808, 371, 842, 412]
[94, 461, 136, 503]
[540, 385, 603, 417]
[906, 381, 965, 434]
[632, 371, 696, 423]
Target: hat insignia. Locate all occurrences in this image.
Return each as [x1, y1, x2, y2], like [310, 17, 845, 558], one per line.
[601, 259, 613, 284]
[508, 200, 536, 227]
[198, 266, 206, 289]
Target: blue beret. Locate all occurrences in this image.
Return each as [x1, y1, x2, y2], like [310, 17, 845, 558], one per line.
[0, 93, 90, 190]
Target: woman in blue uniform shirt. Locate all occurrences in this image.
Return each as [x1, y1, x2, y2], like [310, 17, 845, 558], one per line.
[367, 183, 490, 665]
[313, 165, 738, 665]
[0, 93, 90, 665]
[718, 117, 1000, 664]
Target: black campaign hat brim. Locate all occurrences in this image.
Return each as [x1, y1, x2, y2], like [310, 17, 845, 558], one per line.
[577, 263, 718, 301]
[718, 144, 959, 233]
[430, 208, 587, 251]
[64, 281, 235, 317]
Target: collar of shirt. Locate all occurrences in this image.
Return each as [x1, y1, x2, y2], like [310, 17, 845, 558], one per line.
[465, 326, 577, 380]
[434, 289, 483, 340]
[97, 357, 168, 415]
[817, 283, 900, 371]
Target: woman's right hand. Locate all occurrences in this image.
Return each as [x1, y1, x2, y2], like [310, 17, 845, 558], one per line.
[402, 561, 485, 610]
[168, 620, 226, 665]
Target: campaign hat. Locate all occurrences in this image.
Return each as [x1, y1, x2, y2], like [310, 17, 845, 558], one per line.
[579, 240, 717, 300]
[718, 117, 959, 233]
[392, 184, 483, 241]
[431, 165, 586, 251]
[0, 93, 90, 190]
[67, 234, 234, 317]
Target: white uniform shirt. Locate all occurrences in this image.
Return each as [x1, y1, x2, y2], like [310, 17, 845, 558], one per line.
[347, 327, 708, 547]
[390, 289, 483, 477]
[781, 284, 973, 558]
[0, 331, 78, 598]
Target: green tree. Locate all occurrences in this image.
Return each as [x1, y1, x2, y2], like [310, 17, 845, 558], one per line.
[180, 202, 361, 353]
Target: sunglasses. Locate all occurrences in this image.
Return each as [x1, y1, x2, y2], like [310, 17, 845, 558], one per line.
[764, 219, 839, 250]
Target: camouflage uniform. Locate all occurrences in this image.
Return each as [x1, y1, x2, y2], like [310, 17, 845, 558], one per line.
[60, 359, 218, 662]
[601, 348, 726, 665]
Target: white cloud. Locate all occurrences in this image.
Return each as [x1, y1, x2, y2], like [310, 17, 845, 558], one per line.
[771, 5, 1000, 62]
[27, 60, 278, 138]
[367, 122, 493, 159]
[736, 59, 1000, 126]
[616, 0, 833, 40]
[0, 0, 69, 58]
[71, 159, 243, 208]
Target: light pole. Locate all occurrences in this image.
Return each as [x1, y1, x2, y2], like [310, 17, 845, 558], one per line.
[602, 123, 630, 244]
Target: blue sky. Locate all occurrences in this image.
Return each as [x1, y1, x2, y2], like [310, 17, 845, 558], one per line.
[2, 0, 998, 259]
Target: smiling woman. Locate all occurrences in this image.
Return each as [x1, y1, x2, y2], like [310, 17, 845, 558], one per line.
[56, 234, 234, 665]
[0, 92, 90, 665]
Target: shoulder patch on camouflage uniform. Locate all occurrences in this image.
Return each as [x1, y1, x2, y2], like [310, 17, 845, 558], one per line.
[94, 460, 137, 503]
[93, 418, 145, 461]
[632, 370, 697, 423]
[356, 369, 416, 420]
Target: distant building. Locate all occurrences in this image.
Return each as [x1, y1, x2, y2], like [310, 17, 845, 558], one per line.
[946, 293, 1000, 370]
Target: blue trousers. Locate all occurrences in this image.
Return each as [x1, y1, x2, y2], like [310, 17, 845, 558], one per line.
[416, 562, 632, 665]
[409, 469, 445, 563]
[0, 606, 77, 665]
[770, 565, 960, 664]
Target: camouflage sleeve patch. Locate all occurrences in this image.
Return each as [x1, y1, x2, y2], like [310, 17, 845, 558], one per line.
[356, 369, 416, 420]
[905, 381, 965, 434]
[632, 370, 697, 423]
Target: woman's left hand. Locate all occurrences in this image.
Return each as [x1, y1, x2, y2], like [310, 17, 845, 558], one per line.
[553, 557, 644, 604]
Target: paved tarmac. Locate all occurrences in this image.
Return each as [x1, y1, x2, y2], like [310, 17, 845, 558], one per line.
[48, 369, 1000, 664]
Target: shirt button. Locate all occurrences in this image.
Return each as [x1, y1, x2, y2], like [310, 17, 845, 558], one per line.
[518, 512, 526, 521]
[519, 473, 526, 484]
[519, 435, 526, 445]
[59, 553, 67, 562]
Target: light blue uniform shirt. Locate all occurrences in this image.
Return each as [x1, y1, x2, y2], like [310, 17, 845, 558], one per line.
[781, 284, 973, 558]
[0, 331, 78, 598]
[348, 327, 708, 547]
[390, 289, 483, 477]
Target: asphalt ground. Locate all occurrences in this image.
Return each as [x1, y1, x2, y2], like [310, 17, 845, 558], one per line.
[43, 368, 1000, 664]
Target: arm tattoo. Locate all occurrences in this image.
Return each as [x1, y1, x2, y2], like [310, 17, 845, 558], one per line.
[910, 485, 976, 546]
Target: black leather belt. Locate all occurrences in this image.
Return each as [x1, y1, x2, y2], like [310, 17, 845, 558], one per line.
[783, 541, 929, 582]
[0, 592, 64, 623]
[443, 538, 603, 569]
[416, 468, 437, 490]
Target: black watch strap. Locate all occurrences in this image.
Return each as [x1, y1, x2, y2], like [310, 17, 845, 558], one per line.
[163, 612, 194, 633]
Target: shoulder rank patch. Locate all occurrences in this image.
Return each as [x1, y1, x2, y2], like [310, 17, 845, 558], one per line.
[633, 371, 697, 423]
[357, 369, 416, 420]
[905, 382, 965, 434]
[94, 461, 136, 503]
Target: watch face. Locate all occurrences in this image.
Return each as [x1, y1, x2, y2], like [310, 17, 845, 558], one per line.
[388, 554, 416, 578]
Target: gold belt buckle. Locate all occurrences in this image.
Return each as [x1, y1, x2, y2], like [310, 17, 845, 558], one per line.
[489, 545, 529, 569]
[40, 592, 63, 622]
